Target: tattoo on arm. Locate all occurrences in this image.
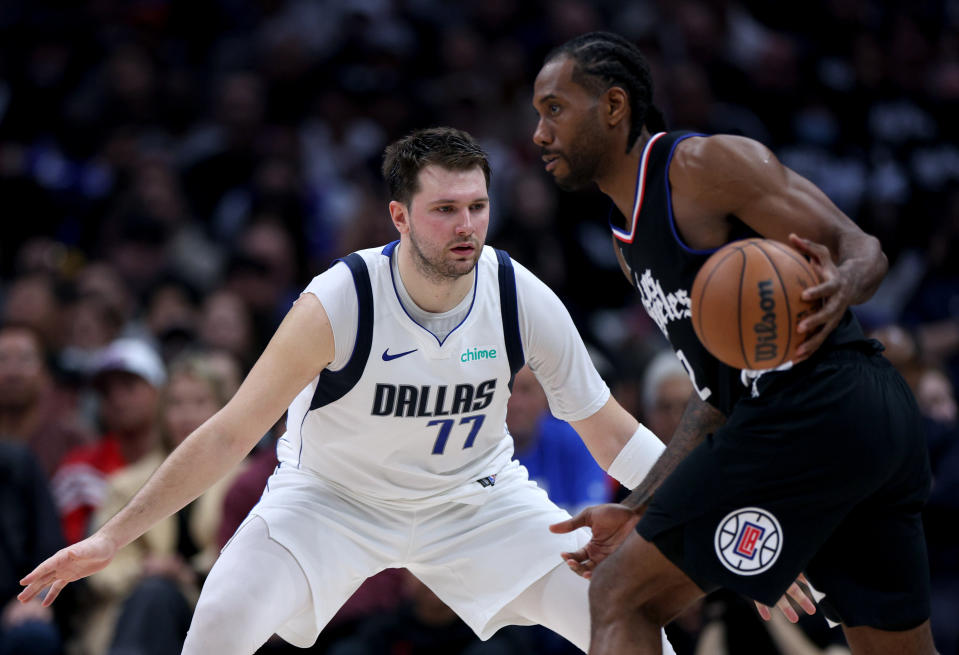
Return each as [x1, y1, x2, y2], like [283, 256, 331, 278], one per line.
[621, 396, 727, 512]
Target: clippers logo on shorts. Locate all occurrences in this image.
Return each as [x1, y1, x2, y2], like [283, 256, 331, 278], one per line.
[714, 507, 783, 576]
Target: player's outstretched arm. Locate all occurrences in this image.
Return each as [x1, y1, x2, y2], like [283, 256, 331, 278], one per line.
[551, 394, 724, 576]
[672, 135, 887, 358]
[20, 294, 334, 607]
[569, 396, 657, 470]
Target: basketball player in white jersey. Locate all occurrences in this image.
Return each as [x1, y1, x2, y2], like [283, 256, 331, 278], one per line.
[19, 127, 677, 653]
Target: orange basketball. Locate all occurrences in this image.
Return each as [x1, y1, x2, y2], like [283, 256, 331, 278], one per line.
[690, 238, 820, 370]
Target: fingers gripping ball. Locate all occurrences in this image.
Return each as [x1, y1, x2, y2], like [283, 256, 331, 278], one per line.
[690, 239, 820, 370]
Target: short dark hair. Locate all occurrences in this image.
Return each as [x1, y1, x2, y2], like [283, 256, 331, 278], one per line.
[381, 127, 491, 206]
[546, 31, 667, 152]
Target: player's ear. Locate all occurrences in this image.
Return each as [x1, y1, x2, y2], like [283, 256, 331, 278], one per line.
[604, 86, 629, 128]
[389, 200, 411, 235]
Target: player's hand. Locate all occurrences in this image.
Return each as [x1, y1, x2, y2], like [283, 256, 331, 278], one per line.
[789, 234, 850, 361]
[549, 503, 639, 578]
[18, 532, 119, 607]
[755, 573, 817, 623]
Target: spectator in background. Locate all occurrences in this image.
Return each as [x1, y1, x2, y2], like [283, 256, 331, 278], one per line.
[914, 365, 959, 655]
[508, 365, 612, 515]
[870, 324, 959, 653]
[142, 274, 201, 365]
[225, 218, 304, 341]
[51, 339, 165, 545]
[59, 294, 125, 382]
[80, 352, 236, 655]
[182, 71, 266, 232]
[198, 288, 257, 370]
[0, 275, 63, 352]
[201, 348, 244, 400]
[0, 443, 67, 655]
[0, 324, 93, 478]
[640, 351, 694, 446]
[917, 367, 957, 426]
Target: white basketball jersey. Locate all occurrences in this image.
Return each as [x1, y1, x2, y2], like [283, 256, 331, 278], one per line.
[277, 243, 608, 508]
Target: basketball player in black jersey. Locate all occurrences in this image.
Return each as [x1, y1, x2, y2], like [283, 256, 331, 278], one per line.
[535, 32, 936, 655]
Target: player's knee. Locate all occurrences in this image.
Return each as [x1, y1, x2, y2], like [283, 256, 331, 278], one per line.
[589, 558, 689, 629]
[589, 562, 646, 623]
[588, 576, 673, 630]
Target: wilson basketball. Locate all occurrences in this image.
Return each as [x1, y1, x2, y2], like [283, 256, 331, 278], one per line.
[690, 238, 820, 370]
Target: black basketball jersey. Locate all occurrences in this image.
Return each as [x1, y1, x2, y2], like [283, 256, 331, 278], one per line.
[612, 131, 864, 416]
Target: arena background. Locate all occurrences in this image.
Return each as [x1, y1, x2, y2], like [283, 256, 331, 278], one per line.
[1, 1, 957, 654]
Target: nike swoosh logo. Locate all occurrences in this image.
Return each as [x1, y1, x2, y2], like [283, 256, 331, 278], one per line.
[382, 348, 418, 361]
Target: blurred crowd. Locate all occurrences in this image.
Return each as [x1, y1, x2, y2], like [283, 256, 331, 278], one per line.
[1, 0, 958, 654]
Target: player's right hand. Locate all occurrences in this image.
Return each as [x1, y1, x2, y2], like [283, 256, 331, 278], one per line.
[18, 532, 118, 606]
[549, 503, 639, 578]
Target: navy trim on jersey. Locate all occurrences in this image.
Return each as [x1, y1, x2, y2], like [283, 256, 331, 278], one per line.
[308, 253, 374, 412]
[664, 132, 716, 255]
[385, 241, 478, 347]
[495, 248, 525, 390]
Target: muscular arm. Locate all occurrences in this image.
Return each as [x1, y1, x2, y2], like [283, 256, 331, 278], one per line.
[671, 135, 888, 355]
[20, 294, 334, 605]
[620, 394, 726, 512]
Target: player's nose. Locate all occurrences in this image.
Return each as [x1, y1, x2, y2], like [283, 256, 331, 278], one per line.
[455, 209, 474, 235]
[533, 118, 552, 146]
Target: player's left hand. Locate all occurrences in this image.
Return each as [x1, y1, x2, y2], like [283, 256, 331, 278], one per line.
[549, 503, 639, 578]
[789, 234, 850, 361]
[755, 572, 817, 623]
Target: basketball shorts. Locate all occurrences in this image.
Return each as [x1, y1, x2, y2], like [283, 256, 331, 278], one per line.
[227, 459, 589, 647]
[637, 341, 932, 631]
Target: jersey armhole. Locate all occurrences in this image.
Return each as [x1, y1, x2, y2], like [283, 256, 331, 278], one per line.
[308, 253, 374, 410]
[494, 249, 526, 391]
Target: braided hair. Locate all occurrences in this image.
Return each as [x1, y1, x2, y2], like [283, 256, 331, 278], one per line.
[546, 32, 667, 152]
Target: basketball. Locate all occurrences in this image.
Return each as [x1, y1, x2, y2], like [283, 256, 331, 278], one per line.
[690, 238, 820, 370]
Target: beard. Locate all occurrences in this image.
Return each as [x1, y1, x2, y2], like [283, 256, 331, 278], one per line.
[549, 117, 607, 191]
[407, 228, 480, 283]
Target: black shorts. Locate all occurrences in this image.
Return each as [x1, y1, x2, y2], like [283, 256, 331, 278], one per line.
[637, 341, 932, 631]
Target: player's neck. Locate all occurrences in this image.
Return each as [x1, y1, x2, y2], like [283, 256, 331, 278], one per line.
[395, 242, 474, 314]
[596, 130, 652, 219]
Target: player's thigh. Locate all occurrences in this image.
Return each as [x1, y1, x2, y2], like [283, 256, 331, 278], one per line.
[496, 563, 592, 652]
[185, 516, 314, 653]
[589, 531, 706, 627]
[805, 494, 931, 632]
[637, 357, 910, 608]
[409, 463, 588, 638]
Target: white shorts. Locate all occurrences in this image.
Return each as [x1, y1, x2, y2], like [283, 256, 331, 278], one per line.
[228, 459, 590, 647]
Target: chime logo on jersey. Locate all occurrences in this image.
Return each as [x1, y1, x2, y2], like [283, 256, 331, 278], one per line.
[714, 507, 782, 576]
[460, 346, 497, 363]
